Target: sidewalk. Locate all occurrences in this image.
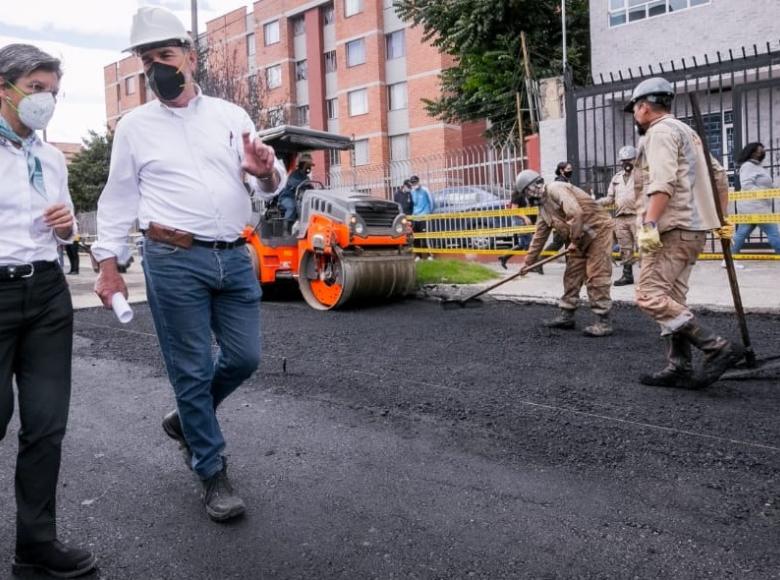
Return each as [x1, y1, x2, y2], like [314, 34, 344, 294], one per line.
[423, 258, 780, 313]
[65, 257, 780, 314]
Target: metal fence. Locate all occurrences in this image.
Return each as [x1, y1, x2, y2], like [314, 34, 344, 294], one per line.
[565, 42, 780, 252]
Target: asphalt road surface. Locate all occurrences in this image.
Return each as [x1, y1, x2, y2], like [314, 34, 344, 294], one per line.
[1, 297, 778, 579]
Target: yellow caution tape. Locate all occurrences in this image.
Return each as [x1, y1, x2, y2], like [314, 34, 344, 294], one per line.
[415, 226, 536, 240]
[412, 248, 780, 260]
[729, 213, 780, 224]
[729, 188, 780, 201]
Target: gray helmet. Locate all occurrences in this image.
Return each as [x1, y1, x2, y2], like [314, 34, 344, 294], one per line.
[623, 77, 674, 112]
[618, 145, 637, 161]
[515, 169, 542, 194]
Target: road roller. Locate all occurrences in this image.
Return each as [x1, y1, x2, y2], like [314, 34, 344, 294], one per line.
[242, 126, 416, 310]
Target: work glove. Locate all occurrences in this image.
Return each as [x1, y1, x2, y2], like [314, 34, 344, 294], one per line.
[638, 222, 663, 254]
[714, 219, 735, 241]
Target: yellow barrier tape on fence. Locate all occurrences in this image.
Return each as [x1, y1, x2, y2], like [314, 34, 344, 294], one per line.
[729, 213, 780, 224]
[412, 247, 780, 259]
[729, 188, 780, 201]
[408, 207, 539, 221]
[415, 225, 537, 240]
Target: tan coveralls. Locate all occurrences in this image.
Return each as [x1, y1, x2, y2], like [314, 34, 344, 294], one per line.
[526, 182, 614, 315]
[634, 114, 725, 335]
[599, 169, 637, 265]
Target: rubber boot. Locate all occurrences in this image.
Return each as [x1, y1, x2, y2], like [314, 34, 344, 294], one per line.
[498, 245, 522, 269]
[613, 263, 634, 286]
[676, 320, 745, 388]
[543, 309, 576, 329]
[583, 313, 613, 337]
[640, 334, 693, 388]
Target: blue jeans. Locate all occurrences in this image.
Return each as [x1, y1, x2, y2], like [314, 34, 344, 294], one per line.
[279, 195, 297, 221]
[732, 223, 780, 254]
[143, 239, 262, 479]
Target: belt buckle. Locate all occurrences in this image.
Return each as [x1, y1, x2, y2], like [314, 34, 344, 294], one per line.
[20, 263, 35, 278]
[6, 263, 34, 279]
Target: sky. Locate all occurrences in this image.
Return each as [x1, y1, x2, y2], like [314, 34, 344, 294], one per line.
[0, 0, 254, 143]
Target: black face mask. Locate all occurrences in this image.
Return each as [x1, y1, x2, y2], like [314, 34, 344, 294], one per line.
[147, 61, 186, 101]
[622, 163, 634, 172]
[563, 170, 573, 179]
[757, 152, 767, 162]
[635, 121, 647, 136]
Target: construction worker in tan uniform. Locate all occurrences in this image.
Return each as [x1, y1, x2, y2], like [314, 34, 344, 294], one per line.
[626, 77, 744, 389]
[517, 169, 615, 337]
[598, 145, 638, 286]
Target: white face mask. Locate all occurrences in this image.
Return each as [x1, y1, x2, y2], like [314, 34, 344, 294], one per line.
[17, 91, 56, 130]
[6, 82, 57, 131]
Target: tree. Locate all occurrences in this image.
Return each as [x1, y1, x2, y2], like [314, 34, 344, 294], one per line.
[394, 0, 590, 140]
[68, 130, 113, 213]
[197, 39, 288, 129]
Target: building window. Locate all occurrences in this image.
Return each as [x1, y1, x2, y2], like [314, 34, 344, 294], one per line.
[328, 149, 341, 167]
[125, 76, 136, 95]
[268, 107, 285, 127]
[353, 139, 369, 166]
[325, 50, 338, 73]
[296, 105, 310, 126]
[390, 134, 409, 161]
[346, 38, 366, 67]
[344, 0, 363, 17]
[292, 16, 305, 36]
[296, 59, 308, 81]
[327, 98, 339, 120]
[246, 33, 256, 57]
[266, 65, 282, 89]
[264, 20, 280, 45]
[348, 88, 368, 116]
[388, 82, 407, 111]
[609, 0, 710, 27]
[322, 3, 335, 25]
[385, 30, 405, 60]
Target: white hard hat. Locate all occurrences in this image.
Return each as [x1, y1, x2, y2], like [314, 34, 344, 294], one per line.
[623, 77, 674, 112]
[618, 145, 637, 161]
[515, 169, 542, 194]
[125, 6, 192, 53]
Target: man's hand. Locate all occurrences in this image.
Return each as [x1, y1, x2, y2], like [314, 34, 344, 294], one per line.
[94, 258, 128, 309]
[241, 132, 277, 179]
[715, 218, 735, 241]
[638, 222, 663, 254]
[44, 203, 74, 239]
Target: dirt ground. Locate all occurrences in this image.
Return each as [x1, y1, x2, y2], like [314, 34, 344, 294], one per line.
[1, 298, 778, 579]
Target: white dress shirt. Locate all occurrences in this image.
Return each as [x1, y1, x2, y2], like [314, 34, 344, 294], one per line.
[91, 91, 287, 263]
[0, 134, 76, 265]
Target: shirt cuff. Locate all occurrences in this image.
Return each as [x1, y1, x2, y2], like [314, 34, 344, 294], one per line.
[250, 158, 288, 202]
[53, 220, 78, 245]
[91, 241, 133, 265]
[645, 182, 674, 197]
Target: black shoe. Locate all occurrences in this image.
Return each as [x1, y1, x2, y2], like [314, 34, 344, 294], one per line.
[498, 255, 510, 270]
[202, 461, 246, 522]
[67, 270, 79, 276]
[639, 368, 694, 388]
[162, 410, 193, 470]
[531, 265, 544, 275]
[613, 264, 633, 286]
[13, 540, 96, 578]
[695, 342, 745, 388]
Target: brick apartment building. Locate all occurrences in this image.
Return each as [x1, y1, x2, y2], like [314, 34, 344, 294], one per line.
[103, 0, 485, 184]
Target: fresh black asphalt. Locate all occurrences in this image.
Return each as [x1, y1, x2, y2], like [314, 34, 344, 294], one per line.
[1, 297, 778, 579]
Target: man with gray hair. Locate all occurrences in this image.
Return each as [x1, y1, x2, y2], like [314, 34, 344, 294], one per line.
[0, 43, 96, 577]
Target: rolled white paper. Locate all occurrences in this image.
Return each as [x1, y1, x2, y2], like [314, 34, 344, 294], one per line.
[111, 293, 133, 324]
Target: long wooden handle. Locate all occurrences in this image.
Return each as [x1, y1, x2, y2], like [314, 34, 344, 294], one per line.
[688, 94, 755, 367]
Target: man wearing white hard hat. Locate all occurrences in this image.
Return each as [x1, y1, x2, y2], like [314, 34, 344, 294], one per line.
[92, 6, 287, 522]
[626, 76, 742, 389]
[598, 145, 638, 286]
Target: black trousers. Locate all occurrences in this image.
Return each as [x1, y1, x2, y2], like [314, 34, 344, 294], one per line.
[0, 266, 73, 548]
[65, 241, 79, 273]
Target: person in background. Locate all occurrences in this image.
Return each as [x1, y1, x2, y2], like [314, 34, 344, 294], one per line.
[598, 145, 638, 285]
[277, 152, 314, 223]
[65, 232, 80, 275]
[393, 179, 414, 215]
[731, 142, 780, 258]
[410, 175, 434, 260]
[554, 161, 573, 183]
[0, 43, 97, 578]
[497, 188, 539, 272]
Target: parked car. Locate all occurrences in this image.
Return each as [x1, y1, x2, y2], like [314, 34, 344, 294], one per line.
[427, 186, 518, 250]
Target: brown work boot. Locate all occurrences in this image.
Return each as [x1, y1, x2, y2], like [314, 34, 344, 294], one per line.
[640, 335, 693, 388]
[543, 309, 576, 329]
[676, 320, 745, 388]
[202, 460, 246, 522]
[613, 264, 634, 286]
[583, 313, 613, 337]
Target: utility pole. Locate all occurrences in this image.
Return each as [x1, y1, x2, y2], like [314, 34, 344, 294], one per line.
[561, 0, 567, 74]
[191, 0, 200, 81]
[520, 31, 537, 131]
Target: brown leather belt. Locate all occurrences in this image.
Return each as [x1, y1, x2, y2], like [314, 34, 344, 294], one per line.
[143, 222, 245, 250]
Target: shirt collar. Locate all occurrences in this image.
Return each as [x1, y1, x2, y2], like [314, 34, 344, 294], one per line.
[158, 85, 203, 116]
